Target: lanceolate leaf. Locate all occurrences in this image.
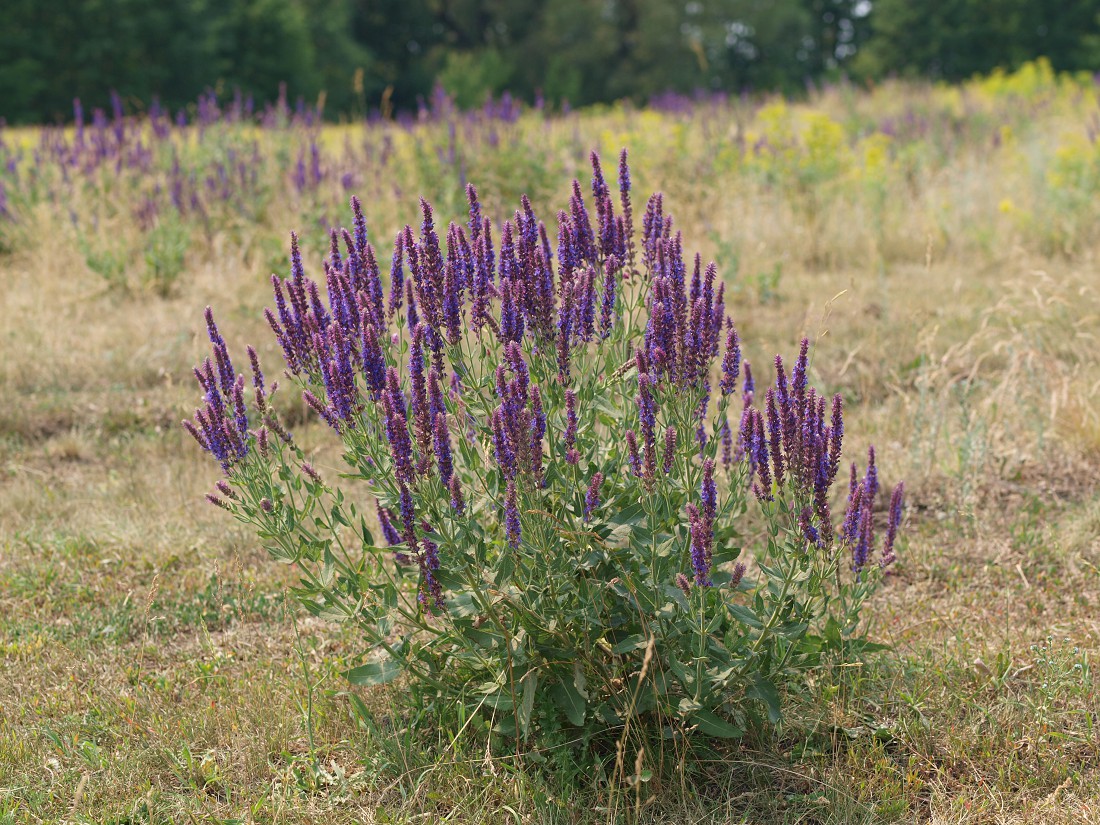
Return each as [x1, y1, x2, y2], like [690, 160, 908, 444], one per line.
[345, 658, 402, 686]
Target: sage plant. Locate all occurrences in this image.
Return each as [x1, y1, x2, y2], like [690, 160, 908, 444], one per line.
[188, 150, 904, 745]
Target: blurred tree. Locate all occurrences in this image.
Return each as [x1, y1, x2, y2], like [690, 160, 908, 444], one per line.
[856, 0, 1100, 80]
[2, 0, 1099, 124]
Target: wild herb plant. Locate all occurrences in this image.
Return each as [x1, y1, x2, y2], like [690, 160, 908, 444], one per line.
[186, 150, 904, 755]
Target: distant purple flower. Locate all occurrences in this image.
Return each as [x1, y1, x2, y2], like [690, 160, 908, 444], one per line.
[742, 362, 755, 407]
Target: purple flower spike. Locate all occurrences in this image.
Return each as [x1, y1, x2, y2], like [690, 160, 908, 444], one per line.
[398, 483, 418, 557]
[466, 183, 482, 242]
[864, 446, 879, 504]
[433, 412, 453, 484]
[619, 149, 635, 275]
[504, 479, 521, 549]
[382, 368, 415, 485]
[448, 474, 465, 513]
[719, 417, 733, 470]
[564, 389, 578, 462]
[377, 502, 403, 547]
[765, 389, 785, 488]
[742, 362, 755, 407]
[841, 480, 865, 545]
[701, 459, 717, 521]
[675, 572, 692, 595]
[387, 233, 404, 322]
[799, 507, 822, 548]
[686, 502, 713, 587]
[599, 256, 618, 338]
[853, 495, 874, 575]
[204, 306, 235, 397]
[492, 407, 517, 479]
[750, 409, 773, 501]
[719, 325, 741, 396]
[828, 394, 844, 485]
[636, 372, 658, 485]
[791, 338, 810, 406]
[583, 472, 604, 522]
[625, 429, 642, 476]
[881, 482, 904, 568]
[247, 345, 266, 413]
[662, 426, 677, 475]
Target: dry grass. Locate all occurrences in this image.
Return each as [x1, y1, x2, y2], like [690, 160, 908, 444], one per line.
[2, 75, 1100, 822]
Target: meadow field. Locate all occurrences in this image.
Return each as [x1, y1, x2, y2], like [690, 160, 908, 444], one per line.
[2, 61, 1100, 823]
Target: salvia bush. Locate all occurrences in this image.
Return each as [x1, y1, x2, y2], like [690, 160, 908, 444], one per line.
[187, 149, 904, 752]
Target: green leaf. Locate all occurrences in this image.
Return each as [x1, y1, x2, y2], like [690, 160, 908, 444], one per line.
[358, 518, 375, 548]
[728, 604, 765, 629]
[747, 676, 783, 724]
[518, 670, 538, 738]
[711, 544, 742, 565]
[551, 678, 586, 726]
[610, 634, 646, 655]
[481, 691, 514, 711]
[823, 616, 842, 648]
[691, 708, 744, 739]
[345, 657, 402, 686]
[319, 548, 336, 587]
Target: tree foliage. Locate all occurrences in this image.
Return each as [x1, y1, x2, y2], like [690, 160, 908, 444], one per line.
[1, 0, 1097, 124]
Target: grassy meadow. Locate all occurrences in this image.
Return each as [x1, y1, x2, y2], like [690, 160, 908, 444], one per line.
[2, 61, 1100, 822]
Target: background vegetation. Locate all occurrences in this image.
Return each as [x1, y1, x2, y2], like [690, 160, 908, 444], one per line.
[3, 0, 1100, 123]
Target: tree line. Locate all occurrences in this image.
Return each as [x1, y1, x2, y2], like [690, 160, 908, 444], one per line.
[2, 0, 1098, 124]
